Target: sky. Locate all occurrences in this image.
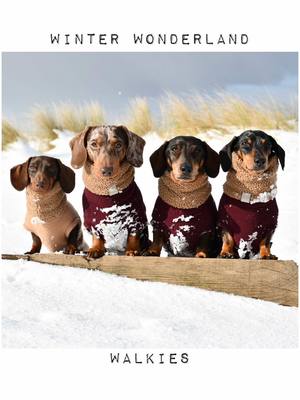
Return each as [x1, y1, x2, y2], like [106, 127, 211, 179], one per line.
[2, 52, 298, 122]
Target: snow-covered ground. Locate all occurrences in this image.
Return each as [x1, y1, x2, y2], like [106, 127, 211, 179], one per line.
[1, 130, 298, 348]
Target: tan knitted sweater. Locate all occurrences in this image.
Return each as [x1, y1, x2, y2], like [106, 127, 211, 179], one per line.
[24, 182, 81, 252]
[223, 153, 278, 204]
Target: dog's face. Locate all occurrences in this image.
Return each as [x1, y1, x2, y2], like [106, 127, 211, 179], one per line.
[86, 126, 128, 178]
[150, 136, 220, 180]
[165, 137, 206, 182]
[69, 125, 145, 175]
[28, 157, 59, 192]
[10, 156, 75, 193]
[219, 130, 285, 172]
[236, 131, 273, 171]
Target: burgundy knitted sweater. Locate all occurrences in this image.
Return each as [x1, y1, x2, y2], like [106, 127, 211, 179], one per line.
[152, 195, 217, 256]
[218, 193, 278, 258]
[83, 181, 148, 253]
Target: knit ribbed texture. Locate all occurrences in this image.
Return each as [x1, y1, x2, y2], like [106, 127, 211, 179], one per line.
[223, 153, 278, 204]
[83, 161, 134, 196]
[158, 172, 211, 209]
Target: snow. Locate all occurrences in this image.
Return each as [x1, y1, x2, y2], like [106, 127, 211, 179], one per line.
[1, 129, 298, 348]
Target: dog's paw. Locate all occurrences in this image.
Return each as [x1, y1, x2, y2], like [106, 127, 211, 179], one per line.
[142, 249, 161, 257]
[261, 254, 278, 260]
[218, 252, 234, 259]
[63, 244, 77, 255]
[25, 249, 40, 255]
[125, 250, 140, 256]
[195, 251, 207, 258]
[86, 247, 105, 259]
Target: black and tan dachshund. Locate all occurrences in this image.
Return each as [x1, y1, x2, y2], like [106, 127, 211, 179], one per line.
[218, 130, 285, 259]
[10, 156, 84, 254]
[144, 136, 220, 257]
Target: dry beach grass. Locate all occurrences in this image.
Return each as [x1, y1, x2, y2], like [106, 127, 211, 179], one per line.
[2, 93, 297, 150]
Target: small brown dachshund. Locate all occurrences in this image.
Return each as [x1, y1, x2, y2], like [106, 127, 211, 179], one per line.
[218, 130, 285, 259]
[69, 125, 148, 258]
[144, 136, 220, 257]
[10, 156, 84, 254]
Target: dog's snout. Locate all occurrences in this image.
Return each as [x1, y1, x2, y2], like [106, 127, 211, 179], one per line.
[254, 158, 266, 168]
[101, 167, 113, 177]
[36, 181, 45, 188]
[180, 163, 192, 174]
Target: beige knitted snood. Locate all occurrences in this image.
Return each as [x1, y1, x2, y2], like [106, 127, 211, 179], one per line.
[26, 182, 67, 222]
[83, 161, 134, 196]
[223, 153, 278, 204]
[159, 171, 211, 209]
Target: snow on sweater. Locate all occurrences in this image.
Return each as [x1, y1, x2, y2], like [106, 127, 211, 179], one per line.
[83, 181, 148, 253]
[152, 195, 217, 257]
[218, 193, 278, 258]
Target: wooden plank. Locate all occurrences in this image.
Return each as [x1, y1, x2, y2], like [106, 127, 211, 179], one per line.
[1, 253, 298, 307]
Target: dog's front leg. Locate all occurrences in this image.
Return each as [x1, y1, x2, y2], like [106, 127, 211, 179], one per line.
[143, 230, 163, 257]
[125, 234, 141, 256]
[219, 230, 235, 258]
[87, 235, 106, 258]
[259, 234, 278, 260]
[25, 232, 42, 254]
[64, 223, 81, 255]
[195, 232, 215, 258]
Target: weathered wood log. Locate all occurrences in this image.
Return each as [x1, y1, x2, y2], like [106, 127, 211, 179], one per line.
[1, 253, 298, 307]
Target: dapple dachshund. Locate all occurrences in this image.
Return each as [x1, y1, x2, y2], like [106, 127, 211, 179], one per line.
[69, 125, 148, 258]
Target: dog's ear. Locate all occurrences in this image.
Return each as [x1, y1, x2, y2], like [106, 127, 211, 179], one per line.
[56, 159, 76, 193]
[116, 125, 145, 167]
[10, 158, 31, 191]
[219, 136, 239, 172]
[69, 126, 92, 169]
[149, 141, 169, 178]
[269, 136, 285, 170]
[203, 142, 220, 178]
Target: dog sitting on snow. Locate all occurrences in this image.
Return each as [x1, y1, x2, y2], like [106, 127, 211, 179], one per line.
[217, 130, 285, 259]
[144, 136, 220, 257]
[69, 125, 148, 258]
[10, 156, 85, 254]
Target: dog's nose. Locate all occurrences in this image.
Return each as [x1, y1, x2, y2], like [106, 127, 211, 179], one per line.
[180, 163, 192, 174]
[101, 167, 113, 176]
[36, 180, 45, 188]
[254, 158, 265, 168]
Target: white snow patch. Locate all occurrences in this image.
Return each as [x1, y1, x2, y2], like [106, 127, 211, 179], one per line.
[238, 231, 258, 259]
[172, 215, 194, 223]
[95, 203, 136, 253]
[30, 216, 45, 225]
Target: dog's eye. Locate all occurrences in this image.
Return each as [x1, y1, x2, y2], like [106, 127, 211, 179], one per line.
[171, 146, 177, 152]
[90, 141, 98, 148]
[115, 142, 122, 150]
[29, 166, 37, 173]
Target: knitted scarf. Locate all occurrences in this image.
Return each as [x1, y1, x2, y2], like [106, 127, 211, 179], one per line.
[159, 172, 211, 209]
[83, 161, 134, 196]
[26, 182, 67, 223]
[223, 153, 278, 204]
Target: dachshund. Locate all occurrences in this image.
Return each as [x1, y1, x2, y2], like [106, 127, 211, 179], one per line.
[69, 125, 148, 258]
[10, 156, 84, 254]
[144, 136, 220, 257]
[218, 130, 285, 259]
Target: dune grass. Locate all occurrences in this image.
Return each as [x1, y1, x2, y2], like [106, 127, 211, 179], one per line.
[2, 120, 22, 150]
[125, 97, 156, 135]
[159, 92, 297, 138]
[2, 93, 297, 150]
